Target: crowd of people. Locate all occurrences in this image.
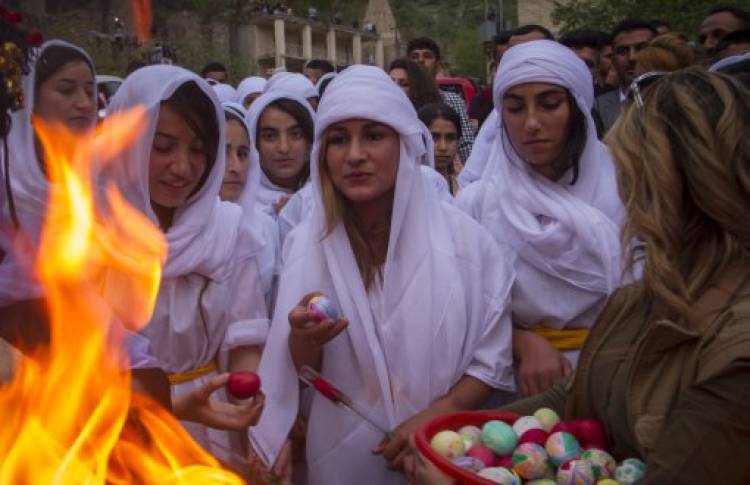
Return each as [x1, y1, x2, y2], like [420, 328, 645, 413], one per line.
[1, 3, 749, 484]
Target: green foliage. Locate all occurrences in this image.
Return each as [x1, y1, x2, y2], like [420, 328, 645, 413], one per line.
[552, 0, 750, 37]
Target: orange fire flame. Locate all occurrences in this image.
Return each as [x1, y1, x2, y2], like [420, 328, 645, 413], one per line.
[131, 0, 152, 44]
[0, 108, 242, 483]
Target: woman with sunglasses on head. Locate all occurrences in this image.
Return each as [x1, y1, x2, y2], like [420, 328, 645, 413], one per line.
[250, 66, 515, 484]
[105, 65, 269, 473]
[457, 40, 626, 399]
[410, 67, 750, 485]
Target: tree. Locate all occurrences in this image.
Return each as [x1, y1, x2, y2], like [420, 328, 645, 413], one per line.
[551, 0, 747, 37]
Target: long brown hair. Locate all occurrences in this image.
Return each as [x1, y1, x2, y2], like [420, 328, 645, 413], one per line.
[608, 69, 750, 318]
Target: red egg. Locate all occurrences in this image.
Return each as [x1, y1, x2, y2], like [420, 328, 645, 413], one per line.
[496, 455, 513, 469]
[466, 443, 496, 467]
[550, 421, 580, 440]
[519, 428, 549, 447]
[226, 371, 261, 399]
[570, 419, 607, 450]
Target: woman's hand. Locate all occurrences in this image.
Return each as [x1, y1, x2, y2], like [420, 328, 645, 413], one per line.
[172, 373, 265, 430]
[514, 328, 572, 397]
[288, 293, 348, 370]
[372, 409, 443, 472]
[404, 435, 457, 485]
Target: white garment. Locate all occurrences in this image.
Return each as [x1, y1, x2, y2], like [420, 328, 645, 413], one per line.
[0, 40, 96, 304]
[457, 40, 624, 330]
[222, 101, 280, 311]
[212, 82, 238, 103]
[456, 110, 500, 189]
[3, 40, 96, 247]
[244, 91, 316, 216]
[250, 66, 515, 485]
[105, 65, 269, 470]
[264, 71, 318, 100]
[236, 76, 267, 106]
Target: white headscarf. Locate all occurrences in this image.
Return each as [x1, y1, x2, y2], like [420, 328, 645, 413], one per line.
[211, 82, 238, 103]
[264, 71, 318, 100]
[315, 71, 337, 92]
[250, 66, 514, 482]
[456, 110, 500, 189]
[0, 40, 95, 304]
[245, 90, 316, 214]
[471, 40, 624, 329]
[3, 40, 96, 246]
[222, 101, 279, 306]
[236, 76, 266, 105]
[105, 65, 249, 280]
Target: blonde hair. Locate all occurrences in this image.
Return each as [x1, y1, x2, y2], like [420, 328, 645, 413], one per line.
[608, 69, 750, 318]
[317, 136, 392, 289]
[636, 33, 695, 72]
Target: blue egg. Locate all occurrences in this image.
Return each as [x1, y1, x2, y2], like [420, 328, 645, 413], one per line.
[481, 420, 518, 456]
[308, 295, 339, 321]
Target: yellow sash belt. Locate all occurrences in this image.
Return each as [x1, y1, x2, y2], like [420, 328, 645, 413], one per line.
[167, 361, 217, 385]
[532, 327, 589, 351]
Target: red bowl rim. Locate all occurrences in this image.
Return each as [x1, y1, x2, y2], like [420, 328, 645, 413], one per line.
[415, 410, 520, 485]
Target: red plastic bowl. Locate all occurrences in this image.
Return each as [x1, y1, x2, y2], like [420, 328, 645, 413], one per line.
[415, 410, 520, 485]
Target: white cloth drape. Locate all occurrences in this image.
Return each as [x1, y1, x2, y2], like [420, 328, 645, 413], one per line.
[457, 40, 625, 330]
[105, 65, 269, 470]
[244, 91, 316, 216]
[212, 83, 238, 103]
[264, 71, 318, 100]
[236, 76, 267, 105]
[250, 65, 515, 485]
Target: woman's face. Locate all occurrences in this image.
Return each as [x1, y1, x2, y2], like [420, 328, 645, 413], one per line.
[501, 82, 571, 179]
[325, 119, 400, 205]
[220, 118, 251, 201]
[429, 118, 459, 174]
[257, 105, 309, 190]
[34, 59, 96, 132]
[149, 104, 209, 212]
[389, 68, 410, 97]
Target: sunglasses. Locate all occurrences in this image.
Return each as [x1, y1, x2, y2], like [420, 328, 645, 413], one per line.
[626, 71, 668, 109]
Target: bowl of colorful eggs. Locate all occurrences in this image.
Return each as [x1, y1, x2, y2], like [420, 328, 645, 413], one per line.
[415, 408, 646, 485]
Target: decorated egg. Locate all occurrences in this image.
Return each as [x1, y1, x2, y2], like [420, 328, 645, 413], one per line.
[226, 371, 261, 399]
[512, 415, 545, 437]
[557, 459, 596, 485]
[581, 448, 616, 480]
[477, 467, 522, 485]
[550, 422, 580, 440]
[430, 430, 465, 459]
[571, 419, 608, 450]
[450, 456, 485, 472]
[466, 443, 496, 467]
[614, 458, 645, 485]
[533, 408, 561, 432]
[526, 480, 557, 485]
[481, 420, 518, 455]
[458, 425, 483, 448]
[519, 428, 550, 447]
[545, 431, 581, 466]
[596, 480, 621, 485]
[307, 295, 339, 321]
[511, 442, 548, 480]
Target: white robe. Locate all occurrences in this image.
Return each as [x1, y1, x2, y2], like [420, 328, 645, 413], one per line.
[457, 40, 625, 332]
[244, 91, 316, 218]
[0, 40, 97, 304]
[236, 76, 267, 106]
[250, 65, 515, 485]
[105, 65, 269, 470]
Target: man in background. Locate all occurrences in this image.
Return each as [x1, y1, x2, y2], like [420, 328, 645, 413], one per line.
[303, 59, 335, 85]
[201, 62, 228, 85]
[408, 37, 475, 163]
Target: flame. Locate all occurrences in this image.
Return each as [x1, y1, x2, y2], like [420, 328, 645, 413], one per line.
[131, 0, 152, 44]
[0, 108, 243, 483]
